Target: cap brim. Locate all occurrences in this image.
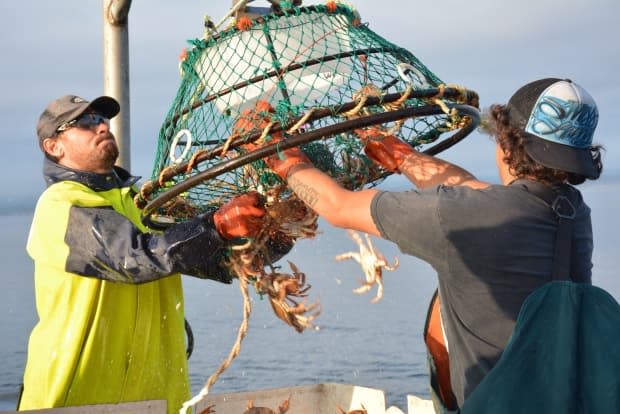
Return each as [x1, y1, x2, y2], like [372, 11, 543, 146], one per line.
[88, 96, 120, 119]
[524, 134, 599, 179]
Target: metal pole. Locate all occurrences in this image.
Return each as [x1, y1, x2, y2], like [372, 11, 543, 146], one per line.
[103, 0, 132, 170]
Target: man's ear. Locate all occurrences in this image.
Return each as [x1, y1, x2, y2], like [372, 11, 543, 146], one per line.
[42, 136, 64, 159]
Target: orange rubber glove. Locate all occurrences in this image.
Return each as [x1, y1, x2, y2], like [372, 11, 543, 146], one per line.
[356, 127, 415, 173]
[234, 100, 311, 179]
[213, 192, 265, 239]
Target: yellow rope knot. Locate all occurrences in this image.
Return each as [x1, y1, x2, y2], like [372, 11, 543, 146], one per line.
[286, 108, 316, 134]
[344, 84, 383, 118]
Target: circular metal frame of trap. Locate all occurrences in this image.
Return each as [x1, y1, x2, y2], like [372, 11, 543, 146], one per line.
[141, 102, 480, 228]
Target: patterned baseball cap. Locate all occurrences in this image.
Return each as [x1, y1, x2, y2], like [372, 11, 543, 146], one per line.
[507, 78, 599, 178]
[36, 95, 120, 147]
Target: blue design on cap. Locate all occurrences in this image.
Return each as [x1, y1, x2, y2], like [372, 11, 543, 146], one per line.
[526, 96, 598, 149]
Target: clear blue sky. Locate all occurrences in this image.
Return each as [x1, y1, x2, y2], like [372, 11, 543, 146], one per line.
[0, 0, 618, 204]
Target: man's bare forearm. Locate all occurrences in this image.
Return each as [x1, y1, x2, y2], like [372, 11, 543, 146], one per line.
[399, 152, 488, 189]
[286, 165, 380, 235]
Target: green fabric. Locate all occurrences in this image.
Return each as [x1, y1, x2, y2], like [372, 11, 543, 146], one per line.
[21, 180, 190, 414]
[457, 281, 620, 413]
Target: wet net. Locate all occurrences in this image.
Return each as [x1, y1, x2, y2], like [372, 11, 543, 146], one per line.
[136, 1, 479, 224]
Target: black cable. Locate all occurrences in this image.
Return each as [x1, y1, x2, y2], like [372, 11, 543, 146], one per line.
[185, 318, 194, 359]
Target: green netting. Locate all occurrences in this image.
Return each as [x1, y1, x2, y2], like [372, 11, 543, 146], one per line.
[137, 2, 478, 223]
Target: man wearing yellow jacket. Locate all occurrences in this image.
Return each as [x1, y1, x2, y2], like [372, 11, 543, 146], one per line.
[20, 95, 279, 413]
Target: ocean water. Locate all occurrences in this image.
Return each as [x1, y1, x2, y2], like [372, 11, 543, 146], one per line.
[1, 176, 619, 412]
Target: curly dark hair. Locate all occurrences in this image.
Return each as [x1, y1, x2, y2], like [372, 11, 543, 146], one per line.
[486, 104, 603, 186]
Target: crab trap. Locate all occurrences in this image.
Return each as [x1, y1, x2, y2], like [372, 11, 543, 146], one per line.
[136, 0, 480, 227]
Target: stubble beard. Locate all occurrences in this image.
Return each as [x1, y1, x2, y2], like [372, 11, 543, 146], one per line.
[99, 139, 120, 169]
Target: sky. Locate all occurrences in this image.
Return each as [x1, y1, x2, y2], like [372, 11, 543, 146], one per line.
[0, 0, 618, 207]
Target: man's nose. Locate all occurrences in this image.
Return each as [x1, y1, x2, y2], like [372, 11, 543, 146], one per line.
[95, 121, 110, 133]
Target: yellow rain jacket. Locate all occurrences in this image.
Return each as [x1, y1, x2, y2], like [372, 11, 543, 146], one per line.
[20, 159, 232, 414]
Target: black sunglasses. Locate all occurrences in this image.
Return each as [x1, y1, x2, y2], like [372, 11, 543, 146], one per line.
[56, 113, 110, 133]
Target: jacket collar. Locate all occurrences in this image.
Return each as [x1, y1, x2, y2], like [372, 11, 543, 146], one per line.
[43, 156, 140, 191]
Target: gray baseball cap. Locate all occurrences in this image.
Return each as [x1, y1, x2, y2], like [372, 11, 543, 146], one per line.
[36, 94, 120, 147]
[507, 78, 599, 179]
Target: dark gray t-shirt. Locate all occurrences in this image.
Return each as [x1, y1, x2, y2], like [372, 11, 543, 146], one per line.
[371, 183, 593, 406]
